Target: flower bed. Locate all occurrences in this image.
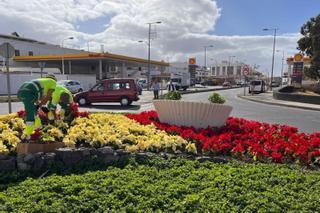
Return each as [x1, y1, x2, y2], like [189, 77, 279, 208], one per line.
[0, 112, 196, 158]
[63, 113, 196, 154]
[2, 109, 320, 168]
[126, 111, 320, 166]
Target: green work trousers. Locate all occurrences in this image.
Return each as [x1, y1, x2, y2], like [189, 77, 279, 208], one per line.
[17, 83, 39, 122]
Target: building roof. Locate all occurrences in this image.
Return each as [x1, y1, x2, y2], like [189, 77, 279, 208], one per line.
[14, 53, 169, 66]
[0, 33, 48, 45]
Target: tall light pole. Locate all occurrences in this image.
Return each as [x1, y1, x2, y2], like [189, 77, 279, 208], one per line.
[204, 45, 214, 68]
[228, 56, 236, 79]
[263, 28, 278, 91]
[61, 36, 74, 75]
[277, 50, 285, 87]
[203, 45, 213, 80]
[140, 21, 162, 90]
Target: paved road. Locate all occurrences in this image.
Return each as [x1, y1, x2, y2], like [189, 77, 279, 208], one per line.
[1, 88, 319, 133]
[181, 88, 320, 133]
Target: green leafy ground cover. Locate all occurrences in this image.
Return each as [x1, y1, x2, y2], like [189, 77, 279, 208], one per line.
[1, 158, 320, 212]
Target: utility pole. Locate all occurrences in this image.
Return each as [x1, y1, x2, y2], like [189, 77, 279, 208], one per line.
[148, 23, 151, 90]
[263, 28, 278, 91]
[61, 36, 74, 75]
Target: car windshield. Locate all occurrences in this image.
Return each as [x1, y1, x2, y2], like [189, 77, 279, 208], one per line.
[57, 81, 68, 85]
[171, 78, 181, 83]
[250, 81, 261, 85]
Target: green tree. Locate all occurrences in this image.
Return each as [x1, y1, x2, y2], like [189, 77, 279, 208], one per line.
[297, 14, 320, 80]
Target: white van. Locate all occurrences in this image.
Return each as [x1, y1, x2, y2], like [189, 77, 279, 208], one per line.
[249, 80, 266, 93]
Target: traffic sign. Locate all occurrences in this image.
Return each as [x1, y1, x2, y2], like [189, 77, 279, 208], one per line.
[242, 64, 250, 76]
[0, 42, 14, 113]
[38, 62, 46, 68]
[0, 42, 15, 58]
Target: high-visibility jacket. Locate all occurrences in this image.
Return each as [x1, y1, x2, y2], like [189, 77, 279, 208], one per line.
[50, 85, 73, 107]
[30, 78, 56, 99]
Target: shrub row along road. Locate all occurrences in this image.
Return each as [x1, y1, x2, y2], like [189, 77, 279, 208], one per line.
[0, 88, 319, 133]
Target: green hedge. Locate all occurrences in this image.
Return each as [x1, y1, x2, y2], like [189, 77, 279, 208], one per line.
[164, 91, 182, 100]
[1, 158, 320, 212]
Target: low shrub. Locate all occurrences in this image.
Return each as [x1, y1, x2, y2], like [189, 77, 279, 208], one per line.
[164, 91, 181, 100]
[1, 158, 320, 211]
[208, 92, 225, 104]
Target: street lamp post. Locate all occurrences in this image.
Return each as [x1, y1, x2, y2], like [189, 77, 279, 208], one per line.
[263, 28, 278, 91]
[228, 56, 236, 80]
[141, 21, 162, 90]
[277, 50, 285, 87]
[203, 45, 213, 81]
[204, 45, 213, 68]
[61, 36, 74, 75]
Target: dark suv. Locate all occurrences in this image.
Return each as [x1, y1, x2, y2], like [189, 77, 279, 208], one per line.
[74, 79, 139, 106]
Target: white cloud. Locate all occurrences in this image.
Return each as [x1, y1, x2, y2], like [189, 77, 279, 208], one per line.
[0, 0, 300, 76]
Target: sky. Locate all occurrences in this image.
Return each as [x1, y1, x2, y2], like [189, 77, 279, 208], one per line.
[0, 0, 319, 76]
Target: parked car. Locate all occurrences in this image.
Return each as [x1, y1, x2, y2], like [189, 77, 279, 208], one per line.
[270, 81, 281, 87]
[58, 80, 83, 94]
[74, 78, 139, 106]
[236, 80, 246, 87]
[200, 80, 217, 86]
[249, 80, 266, 93]
[222, 81, 231, 88]
[137, 79, 148, 88]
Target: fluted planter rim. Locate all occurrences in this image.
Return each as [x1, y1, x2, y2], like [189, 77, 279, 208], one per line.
[153, 100, 233, 128]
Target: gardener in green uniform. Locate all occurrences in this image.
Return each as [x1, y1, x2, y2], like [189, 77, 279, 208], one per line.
[17, 74, 57, 138]
[47, 85, 73, 121]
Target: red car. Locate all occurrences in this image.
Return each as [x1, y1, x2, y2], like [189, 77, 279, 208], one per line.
[74, 79, 139, 106]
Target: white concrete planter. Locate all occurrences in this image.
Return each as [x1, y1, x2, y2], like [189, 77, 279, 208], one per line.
[153, 100, 233, 128]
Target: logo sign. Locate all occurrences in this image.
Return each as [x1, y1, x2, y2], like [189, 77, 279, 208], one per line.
[294, 53, 303, 62]
[242, 64, 250, 76]
[0, 43, 15, 59]
[38, 62, 46, 68]
[291, 61, 303, 86]
[189, 58, 196, 65]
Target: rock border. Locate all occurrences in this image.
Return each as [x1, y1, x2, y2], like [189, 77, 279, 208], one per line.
[273, 89, 320, 105]
[0, 147, 230, 173]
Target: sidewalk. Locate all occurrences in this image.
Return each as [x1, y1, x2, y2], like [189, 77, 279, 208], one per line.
[238, 90, 320, 111]
[0, 86, 230, 103]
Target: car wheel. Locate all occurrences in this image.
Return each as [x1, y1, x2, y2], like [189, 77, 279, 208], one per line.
[120, 97, 129, 106]
[78, 97, 88, 106]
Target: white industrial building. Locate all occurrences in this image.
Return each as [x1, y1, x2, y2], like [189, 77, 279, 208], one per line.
[196, 61, 244, 80]
[0, 33, 169, 94]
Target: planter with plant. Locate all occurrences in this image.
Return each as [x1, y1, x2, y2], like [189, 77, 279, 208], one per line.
[153, 92, 232, 128]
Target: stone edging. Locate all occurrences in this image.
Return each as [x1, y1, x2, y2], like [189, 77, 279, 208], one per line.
[0, 147, 230, 172]
[237, 94, 320, 111]
[180, 86, 240, 95]
[273, 90, 320, 105]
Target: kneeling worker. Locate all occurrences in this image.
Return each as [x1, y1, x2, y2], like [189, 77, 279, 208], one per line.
[47, 84, 73, 121]
[17, 74, 57, 138]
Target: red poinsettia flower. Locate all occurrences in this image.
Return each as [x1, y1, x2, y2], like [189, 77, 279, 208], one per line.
[17, 110, 26, 118]
[30, 129, 42, 141]
[126, 110, 320, 166]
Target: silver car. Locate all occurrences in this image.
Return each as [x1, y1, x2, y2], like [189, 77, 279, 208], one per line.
[57, 80, 83, 94]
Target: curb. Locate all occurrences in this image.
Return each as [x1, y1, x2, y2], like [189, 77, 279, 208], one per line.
[180, 86, 239, 95]
[0, 96, 19, 103]
[158, 87, 240, 99]
[0, 87, 239, 103]
[237, 94, 320, 111]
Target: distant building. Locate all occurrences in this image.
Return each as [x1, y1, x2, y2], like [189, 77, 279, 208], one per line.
[0, 33, 168, 79]
[0, 33, 169, 94]
[0, 33, 84, 72]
